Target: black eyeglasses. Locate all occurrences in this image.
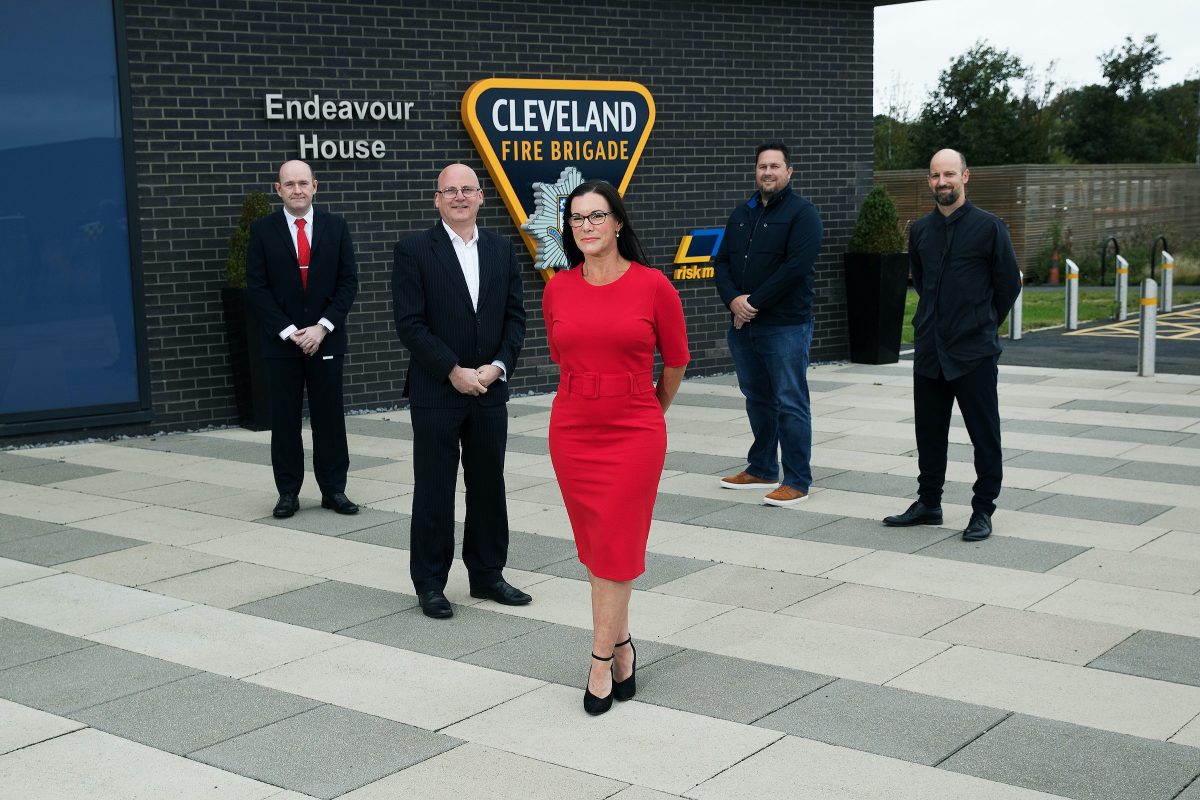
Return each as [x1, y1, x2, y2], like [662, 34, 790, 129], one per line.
[437, 186, 480, 198]
[566, 211, 614, 227]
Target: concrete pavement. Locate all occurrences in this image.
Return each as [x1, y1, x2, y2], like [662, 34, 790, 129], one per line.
[2, 360, 1200, 799]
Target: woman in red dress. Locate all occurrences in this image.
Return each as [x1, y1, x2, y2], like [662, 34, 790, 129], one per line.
[543, 181, 690, 715]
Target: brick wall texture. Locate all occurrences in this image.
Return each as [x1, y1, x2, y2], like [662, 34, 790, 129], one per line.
[122, 0, 875, 431]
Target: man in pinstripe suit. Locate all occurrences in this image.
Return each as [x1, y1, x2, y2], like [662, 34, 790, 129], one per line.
[392, 163, 530, 619]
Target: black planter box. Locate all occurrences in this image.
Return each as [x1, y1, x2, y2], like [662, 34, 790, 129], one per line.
[843, 252, 909, 365]
[221, 287, 271, 431]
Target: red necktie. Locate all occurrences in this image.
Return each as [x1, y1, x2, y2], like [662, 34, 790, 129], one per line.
[295, 218, 310, 290]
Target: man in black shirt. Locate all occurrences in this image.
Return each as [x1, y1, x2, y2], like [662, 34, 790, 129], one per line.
[884, 149, 1021, 541]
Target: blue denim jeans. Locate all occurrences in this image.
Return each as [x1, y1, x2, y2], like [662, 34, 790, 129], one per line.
[728, 322, 813, 492]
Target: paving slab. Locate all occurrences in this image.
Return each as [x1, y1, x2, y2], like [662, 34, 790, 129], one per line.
[0, 513, 67, 543]
[3, 461, 112, 485]
[70, 505, 262, 546]
[0, 728, 289, 800]
[941, 714, 1200, 800]
[459, 622, 682, 687]
[636, 649, 831, 723]
[233, 580, 419, 633]
[925, 605, 1135, 665]
[1030, 579, 1200, 637]
[650, 492, 737, 523]
[1088, 630, 1200, 687]
[780, 583, 976, 637]
[442, 683, 782, 796]
[504, 529, 588, 571]
[1050, 547, 1200, 593]
[340, 517, 412, 548]
[1017, 493, 1170, 525]
[0, 617, 94, 671]
[537, 550, 711, 590]
[188, 526, 392, 575]
[887, 645, 1200, 740]
[663, 452, 753, 475]
[0, 698, 86, 755]
[248, 639, 542, 731]
[142, 561, 326, 608]
[190, 704, 459, 800]
[755, 678, 1008, 765]
[0, 527, 143, 566]
[916, 534, 1086, 573]
[652, 527, 866, 577]
[651, 563, 838, 612]
[0, 572, 190, 635]
[685, 503, 844, 537]
[1074, 426, 1192, 445]
[0, 643, 196, 715]
[689, 734, 1064, 800]
[72, 671, 321, 755]
[796, 515, 956, 553]
[1003, 451, 1131, 475]
[61, 543, 232, 586]
[343, 604, 547, 659]
[0, 557, 57, 588]
[258, 507, 408, 537]
[340, 741, 625, 800]
[1136, 530, 1200, 562]
[1102, 460, 1200, 486]
[0, 486, 143, 524]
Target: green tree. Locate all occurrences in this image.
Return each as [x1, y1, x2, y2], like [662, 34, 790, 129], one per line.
[1101, 35, 1167, 99]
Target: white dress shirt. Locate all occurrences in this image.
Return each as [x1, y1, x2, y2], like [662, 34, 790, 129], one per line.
[279, 206, 333, 339]
[442, 221, 507, 380]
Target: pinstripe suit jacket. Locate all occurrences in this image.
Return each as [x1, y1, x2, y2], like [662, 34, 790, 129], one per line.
[392, 222, 526, 407]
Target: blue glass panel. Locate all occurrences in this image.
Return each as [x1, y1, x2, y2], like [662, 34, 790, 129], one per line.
[0, 2, 141, 417]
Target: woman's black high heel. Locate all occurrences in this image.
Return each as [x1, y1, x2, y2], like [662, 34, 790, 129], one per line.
[584, 652, 614, 715]
[612, 636, 636, 701]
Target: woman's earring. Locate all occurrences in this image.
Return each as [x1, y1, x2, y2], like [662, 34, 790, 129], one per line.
[616, 230, 621, 238]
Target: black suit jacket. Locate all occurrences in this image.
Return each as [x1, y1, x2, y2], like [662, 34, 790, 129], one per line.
[392, 222, 526, 407]
[246, 208, 359, 358]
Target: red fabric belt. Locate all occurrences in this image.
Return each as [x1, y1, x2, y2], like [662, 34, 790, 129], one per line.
[560, 370, 654, 398]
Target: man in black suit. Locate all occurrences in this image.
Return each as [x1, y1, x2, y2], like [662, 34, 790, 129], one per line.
[246, 160, 359, 519]
[393, 163, 530, 619]
[884, 149, 1021, 541]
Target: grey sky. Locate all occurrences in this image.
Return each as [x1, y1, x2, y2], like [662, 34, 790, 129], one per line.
[874, 0, 1200, 116]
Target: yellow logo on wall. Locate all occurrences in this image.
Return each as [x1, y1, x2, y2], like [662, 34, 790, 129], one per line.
[462, 79, 655, 282]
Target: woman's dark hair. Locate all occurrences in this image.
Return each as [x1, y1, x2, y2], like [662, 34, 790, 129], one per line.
[560, 180, 651, 269]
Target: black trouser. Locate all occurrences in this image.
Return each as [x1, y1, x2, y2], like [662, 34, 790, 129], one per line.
[266, 355, 349, 496]
[409, 402, 509, 595]
[914, 358, 1002, 515]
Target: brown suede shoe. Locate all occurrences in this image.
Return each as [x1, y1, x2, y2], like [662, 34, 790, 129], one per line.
[763, 485, 808, 507]
[719, 471, 780, 490]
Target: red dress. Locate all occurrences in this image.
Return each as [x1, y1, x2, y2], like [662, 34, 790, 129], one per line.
[543, 263, 690, 581]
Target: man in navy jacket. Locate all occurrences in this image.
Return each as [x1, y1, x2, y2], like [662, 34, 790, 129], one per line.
[393, 163, 529, 619]
[714, 143, 824, 508]
[246, 160, 359, 519]
[884, 148, 1021, 541]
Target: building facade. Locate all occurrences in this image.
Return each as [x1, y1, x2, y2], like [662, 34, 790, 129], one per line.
[2, 0, 881, 439]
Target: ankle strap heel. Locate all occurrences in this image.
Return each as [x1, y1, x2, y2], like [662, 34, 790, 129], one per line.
[612, 636, 637, 702]
[584, 652, 614, 716]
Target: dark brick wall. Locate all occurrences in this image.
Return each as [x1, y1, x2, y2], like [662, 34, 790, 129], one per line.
[122, 0, 875, 431]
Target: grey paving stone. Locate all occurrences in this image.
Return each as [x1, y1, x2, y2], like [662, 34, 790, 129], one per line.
[1089, 630, 1200, 687]
[5, 462, 112, 485]
[809, 379, 856, 392]
[663, 451, 752, 476]
[651, 493, 737, 523]
[940, 483, 1055, 512]
[505, 402, 554, 417]
[190, 704, 459, 799]
[115, 435, 271, 463]
[1075, 426, 1192, 446]
[686, 504, 842, 537]
[693, 373, 740, 386]
[1018, 494, 1170, 525]
[0, 513, 67, 544]
[670, 393, 750, 409]
[1146, 403, 1200, 418]
[996, 372, 1050, 384]
[1101, 460, 1200, 487]
[945, 443, 1029, 463]
[257, 507, 408, 536]
[0, 618, 93, 671]
[0, 528, 143, 566]
[0, 452, 54, 473]
[0, 644, 196, 715]
[505, 529, 585, 571]
[1003, 451, 1130, 475]
[819, 470, 923, 498]
[755, 679, 1008, 766]
[460, 623, 682, 687]
[506, 434, 551, 455]
[638, 649, 831, 724]
[1057, 398, 1157, 414]
[537, 550, 712, 590]
[1176, 434, 1200, 449]
[233, 581, 418, 633]
[941, 714, 1200, 800]
[343, 417, 413, 439]
[916, 533, 1087, 572]
[71, 672, 321, 755]
[341, 517, 412, 549]
[999, 419, 1099, 437]
[796, 516, 955, 553]
[344, 605, 547, 659]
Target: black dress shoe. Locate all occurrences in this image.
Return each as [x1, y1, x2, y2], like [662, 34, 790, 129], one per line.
[962, 510, 993, 541]
[417, 590, 453, 619]
[469, 579, 532, 606]
[273, 493, 299, 518]
[584, 652, 614, 716]
[883, 500, 943, 527]
[612, 635, 637, 702]
[321, 492, 359, 515]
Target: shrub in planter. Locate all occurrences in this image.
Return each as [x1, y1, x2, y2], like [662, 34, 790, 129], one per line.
[844, 186, 908, 364]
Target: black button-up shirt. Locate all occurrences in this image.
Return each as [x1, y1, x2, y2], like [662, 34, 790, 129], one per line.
[909, 200, 1021, 380]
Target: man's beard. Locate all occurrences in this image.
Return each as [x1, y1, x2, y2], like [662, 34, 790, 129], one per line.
[759, 185, 783, 203]
[934, 187, 960, 206]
